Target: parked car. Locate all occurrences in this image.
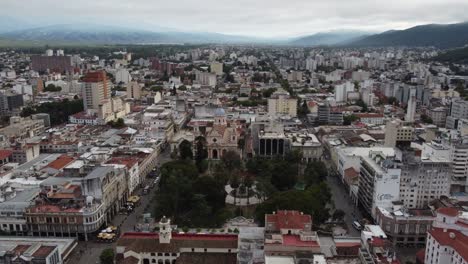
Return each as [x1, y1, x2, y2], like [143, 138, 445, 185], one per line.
[352, 221, 363, 230]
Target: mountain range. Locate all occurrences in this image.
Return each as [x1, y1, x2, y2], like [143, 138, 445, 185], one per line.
[1, 22, 468, 48]
[0, 24, 265, 45]
[346, 22, 468, 48]
[288, 31, 371, 46]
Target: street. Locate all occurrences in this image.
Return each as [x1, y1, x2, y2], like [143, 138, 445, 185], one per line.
[68, 147, 172, 264]
[325, 166, 363, 237]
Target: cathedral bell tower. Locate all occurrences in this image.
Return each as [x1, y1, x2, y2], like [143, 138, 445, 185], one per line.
[159, 216, 172, 244]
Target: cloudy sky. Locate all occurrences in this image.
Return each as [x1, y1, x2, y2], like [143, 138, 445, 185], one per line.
[1, 0, 468, 37]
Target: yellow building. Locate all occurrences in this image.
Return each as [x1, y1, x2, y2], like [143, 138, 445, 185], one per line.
[267, 89, 297, 117]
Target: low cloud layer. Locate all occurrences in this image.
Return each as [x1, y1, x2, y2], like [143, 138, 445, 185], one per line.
[2, 0, 468, 37]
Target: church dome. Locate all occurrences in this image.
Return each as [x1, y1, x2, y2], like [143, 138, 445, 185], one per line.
[214, 108, 226, 117]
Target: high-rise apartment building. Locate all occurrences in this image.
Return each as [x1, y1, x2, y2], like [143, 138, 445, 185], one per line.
[399, 145, 451, 209]
[334, 81, 354, 103]
[31, 55, 73, 73]
[405, 88, 416, 122]
[267, 89, 297, 117]
[358, 151, 401, 218]
[446, 99, 468, 129]
[384, 119, 414, 147]
[126, 81, 141, 100]
[210, 62, 223, 75]
[82, 71, 111, 111]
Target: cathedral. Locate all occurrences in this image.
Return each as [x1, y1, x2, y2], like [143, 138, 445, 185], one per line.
[205, 108, 242, 160]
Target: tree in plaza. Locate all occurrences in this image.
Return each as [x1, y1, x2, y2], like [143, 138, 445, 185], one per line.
[193, 176, 226, 211]
[255, 177, 277, 201]
[107, 118, 125, 128]
[254, 181, 331, 226]
[20, 99, 83, 126]
[99, 248, 114, 264]
[221, 150, 241, 171]
[303, 161, 328, 187]
[298, 99, 310, 117]
[178, 140, 193, 160]
[270, 160, 297, 190]
[387, 96, 398, 105]
[421, 114, 433, 124]
[194, 136, 208, 172]
[332, 209, 346, 222]
[154, 160, 231, 227]
[343, 114, 358, 125]
[44, 84, 62, 92]
[237, 138, 245, 152]
[356, 99, 368, 112]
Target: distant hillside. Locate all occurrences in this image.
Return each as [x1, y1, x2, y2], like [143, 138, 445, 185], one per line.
[0, 24, 264, 45]
[435, 46, 468, 64]
[289, 31, 368, 46]
[0, 16, 33, 33]
[347, 22, 468, 48]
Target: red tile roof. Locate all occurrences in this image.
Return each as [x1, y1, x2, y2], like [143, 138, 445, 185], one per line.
[0, 150, 13, 160]
[106, 157, 139, 169]
[83, 71, 107, 83]
[457, 220, 468, 228]
[344, 167, 359, 183]
[121, 232, 238, 242]
[266, 210, 312, 231]
[429, 227, 468, 262]
[28, 204, 82, 213]
[117, 232, 238, 254]
[416, 249, 425, 264]
[281, 235, 319, 247]
[437, 207, 459, 217]
[370, 237, 387, 247]
[32, 246, 56, 258]
[13, 245, 31, 255]
[47, 155, 75, 170]
[308, 101, 317, 107]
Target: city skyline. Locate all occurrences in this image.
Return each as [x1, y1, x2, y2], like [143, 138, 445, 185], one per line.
[1, 0, 468, 38]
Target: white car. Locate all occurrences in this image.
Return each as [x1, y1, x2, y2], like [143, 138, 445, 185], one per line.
[352, 221, 362, 230]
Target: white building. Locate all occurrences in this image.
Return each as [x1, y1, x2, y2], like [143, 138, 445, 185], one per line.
[334, 81, 354, 103]
[196, 71, 217, 87]
[399, 144, 451, 209]
[358, 151, 401, 218]
[425, 207, 468, 264]
[116, 217, 238, 264]
[306, 58, 317, 72]
[405, 88, 416, 122]
[115, 69, 132, 84]
[335, 147, 397, 183]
